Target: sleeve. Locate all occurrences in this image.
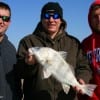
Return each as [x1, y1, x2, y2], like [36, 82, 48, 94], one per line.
[75, 46, 92, 83]
[15, 39, 38, 79]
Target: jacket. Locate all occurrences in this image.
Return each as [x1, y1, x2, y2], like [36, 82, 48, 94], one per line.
[16, 23, 92, 100]
[0, 35, 20, 100]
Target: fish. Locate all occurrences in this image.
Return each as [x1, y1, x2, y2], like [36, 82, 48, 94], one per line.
[28, 47, 97, 97]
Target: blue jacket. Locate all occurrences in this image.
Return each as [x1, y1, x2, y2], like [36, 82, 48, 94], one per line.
[0, 35, 20, 100]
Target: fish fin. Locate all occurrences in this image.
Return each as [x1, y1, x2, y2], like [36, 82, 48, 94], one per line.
[42, 68, 52, 79]
[80, 84, 97, 97]
[58, 51, 67, 60]
[62, 84, 70, 94]
[28, 47, 34, 55]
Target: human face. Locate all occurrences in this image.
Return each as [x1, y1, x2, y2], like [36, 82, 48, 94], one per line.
[90, 7, 100, 33]
[0, 8, 10, 37]
[42, 13, 62, 38]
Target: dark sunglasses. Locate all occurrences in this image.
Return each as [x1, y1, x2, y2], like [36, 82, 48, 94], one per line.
[0, 16, 10, 22]
[43, 13, 60, 19]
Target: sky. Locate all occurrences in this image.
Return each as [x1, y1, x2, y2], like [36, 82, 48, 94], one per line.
[2, 0, 93, 49]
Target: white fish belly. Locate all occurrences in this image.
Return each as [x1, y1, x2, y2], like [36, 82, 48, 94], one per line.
[51, 58, 79, 86]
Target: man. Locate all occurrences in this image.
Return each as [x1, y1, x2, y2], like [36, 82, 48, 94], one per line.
[0, 2, 21, 100]
[16, 2, 92, 100]
[81, 0, 100, 100]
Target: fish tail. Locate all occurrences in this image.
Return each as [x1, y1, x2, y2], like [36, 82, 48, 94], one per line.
[80, 84, 97, 97]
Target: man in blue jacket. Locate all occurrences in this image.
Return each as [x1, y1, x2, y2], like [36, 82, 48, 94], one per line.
[0, 2, 22, 100]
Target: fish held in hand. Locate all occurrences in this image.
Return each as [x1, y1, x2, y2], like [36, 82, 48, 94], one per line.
[28, 47, 97, 97]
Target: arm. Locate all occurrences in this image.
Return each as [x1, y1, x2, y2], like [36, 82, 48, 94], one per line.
[74, 47, 92, 94]
[15, 39, 38, 79]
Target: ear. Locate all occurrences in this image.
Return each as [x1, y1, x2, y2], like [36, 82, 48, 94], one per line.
[7, 20, 11, 26]
[9, 19, 11, 23]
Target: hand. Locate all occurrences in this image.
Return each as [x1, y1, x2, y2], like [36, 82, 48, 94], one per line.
[73, 79, 85, 94]
[25, 52, 36, 65]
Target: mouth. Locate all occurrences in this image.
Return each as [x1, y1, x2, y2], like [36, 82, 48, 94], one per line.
[48, 24, 56, 28]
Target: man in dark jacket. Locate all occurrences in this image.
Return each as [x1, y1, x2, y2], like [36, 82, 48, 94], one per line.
[16, 2, 92, 100]
[0, 2, 22, 100]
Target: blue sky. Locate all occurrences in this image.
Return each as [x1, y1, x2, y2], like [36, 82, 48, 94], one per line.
[3, 0, 93, 49]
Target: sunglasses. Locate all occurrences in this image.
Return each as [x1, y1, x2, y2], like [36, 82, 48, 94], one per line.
[0, 16, 10, 22]
[43, 13, 60, 19]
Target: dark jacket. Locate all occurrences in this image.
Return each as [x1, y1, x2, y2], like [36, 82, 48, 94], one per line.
[0, 35, 21, 100]
[16, 23, 92, 100]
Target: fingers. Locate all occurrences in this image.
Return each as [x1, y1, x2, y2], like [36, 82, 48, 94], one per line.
[78, 79, 85, 84]
[73, 79, 85, 94]
[73, 86, 83, 94]
[25, 52, 36, 65]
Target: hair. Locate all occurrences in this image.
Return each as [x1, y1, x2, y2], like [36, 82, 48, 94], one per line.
[0, 2, 11, 17]
[61, 19, 67, 30]
[90, 5, 100, 13]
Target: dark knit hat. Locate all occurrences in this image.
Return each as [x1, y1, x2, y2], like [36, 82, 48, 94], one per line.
[41, 2, 63, 19]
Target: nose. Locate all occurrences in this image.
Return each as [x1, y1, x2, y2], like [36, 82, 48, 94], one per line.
[49, 16, 54, 22]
